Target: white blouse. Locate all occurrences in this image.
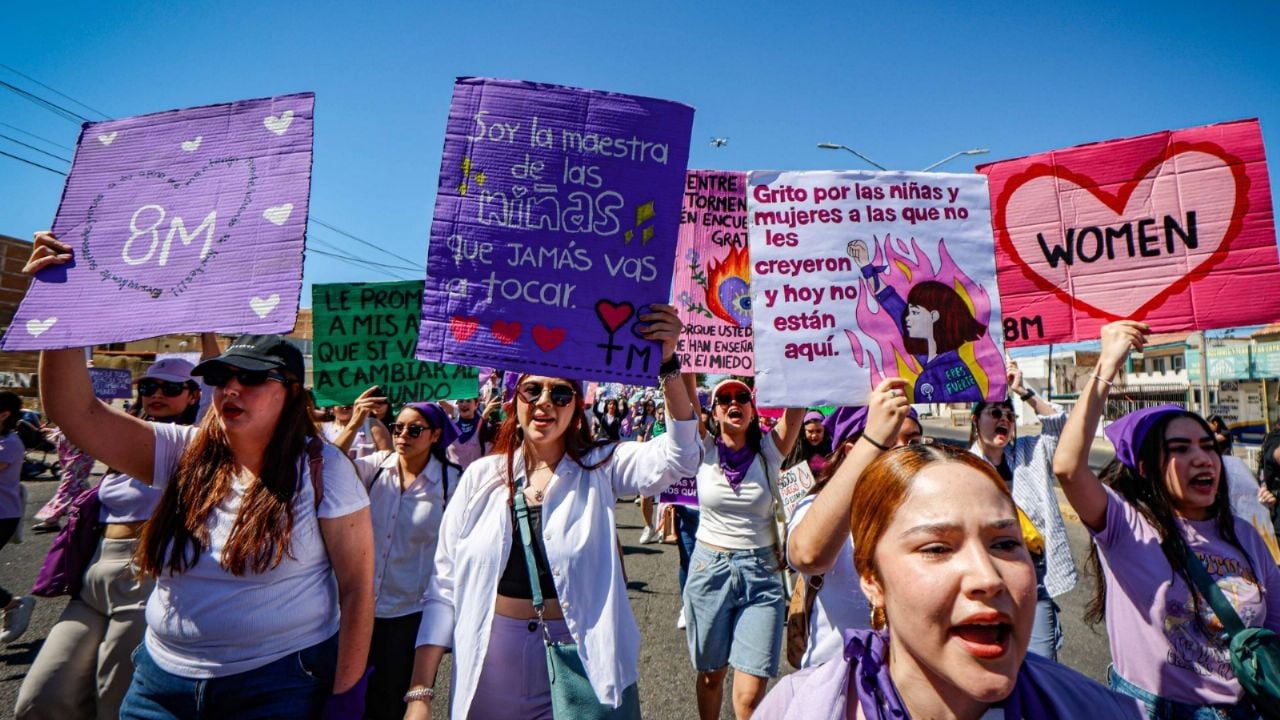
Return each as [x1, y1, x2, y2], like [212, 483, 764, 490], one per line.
[417, 418, 700, 717]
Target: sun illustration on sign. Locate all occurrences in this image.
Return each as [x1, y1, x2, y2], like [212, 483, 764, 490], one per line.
[706, 245, 751, 327]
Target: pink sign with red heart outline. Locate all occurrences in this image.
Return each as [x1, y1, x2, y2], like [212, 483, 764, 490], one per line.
[979, 118, 1277, 346]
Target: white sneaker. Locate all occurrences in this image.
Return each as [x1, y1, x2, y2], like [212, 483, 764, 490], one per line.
[677, 607, 687, 630]
[0, 597, 35, 643]
[639, 526, 660, 545]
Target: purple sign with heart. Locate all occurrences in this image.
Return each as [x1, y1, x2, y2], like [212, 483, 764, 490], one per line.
[417, 78, 694, 384]
[2, 93, 314, 351]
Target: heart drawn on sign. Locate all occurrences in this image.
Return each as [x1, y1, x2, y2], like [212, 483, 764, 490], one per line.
[532, 325, 566, 352]
[25, 317, 56, 337]
[250, 294, 280, 318]
[450, 315, 479, 343]
[263, 203, 293, 226]
[595, 300, 635, 334]
[181, 137, 203, 152]
[995, 142, 1250, 320]
[264, 111, 294, 135]
[97, 132, 118, 146]
[491, 319, 522, 345]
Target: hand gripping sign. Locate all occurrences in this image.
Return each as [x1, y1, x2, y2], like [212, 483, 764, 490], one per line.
[978, 118, 1277, 346]
[2, 94, 314, 351]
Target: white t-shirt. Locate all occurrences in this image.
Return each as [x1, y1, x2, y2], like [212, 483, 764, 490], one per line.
[0, 432, 25, 520]
[788, 494, 871, 668]
[144, 422, 369, 678]
[694, 433, 783, 550]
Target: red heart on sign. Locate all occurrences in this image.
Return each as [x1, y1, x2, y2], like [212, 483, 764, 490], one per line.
[595, 300, 635, 334]
[532, 325, 566, 352]
[450, 316, 478, 343]
[994, 141, 1250, 321]
[491, 319, 522, 344]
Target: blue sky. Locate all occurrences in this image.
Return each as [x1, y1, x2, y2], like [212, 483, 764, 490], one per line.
[2, 0, 1278, 343]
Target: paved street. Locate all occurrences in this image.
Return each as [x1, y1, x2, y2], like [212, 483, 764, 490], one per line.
[0, 428, 1115, 719]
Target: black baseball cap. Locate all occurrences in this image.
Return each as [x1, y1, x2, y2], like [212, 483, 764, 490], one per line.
[192, 334, 305, 381]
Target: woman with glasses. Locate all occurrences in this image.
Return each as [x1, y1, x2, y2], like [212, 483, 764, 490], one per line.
[967, 361, 1077, 660]
[17, 358, 209, 719]
[404, 305, 698, 720]
[351, 402, 461, 720]
[684, 378, 804, 720]
[30, 230, 374, 720]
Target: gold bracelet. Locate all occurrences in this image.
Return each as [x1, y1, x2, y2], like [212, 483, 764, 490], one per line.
[1091, 373, 1114, 388]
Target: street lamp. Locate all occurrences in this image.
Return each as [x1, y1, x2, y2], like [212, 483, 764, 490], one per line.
[816, 143, 886, 170]
[920, 148, 990, 172]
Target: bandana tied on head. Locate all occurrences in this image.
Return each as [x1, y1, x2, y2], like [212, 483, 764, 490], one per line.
[803, 410, 825, 425]
[404, 402, 460, 448]
[823, 405, 919, 447]
[1104, 404, 1185, 471]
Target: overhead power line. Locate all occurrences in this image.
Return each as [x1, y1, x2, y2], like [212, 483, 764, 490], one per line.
[0, 79, 87, 123]
[0, 133, 71, 163]
[309, 217, 423, 269]
[0, 63, 112, 119]
[0, 122, 73, 150]
[0, 148, 66, 176]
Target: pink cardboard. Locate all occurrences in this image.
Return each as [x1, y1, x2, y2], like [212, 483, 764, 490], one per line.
[978, 118, 1277, 345]
[673, 170, 754, 375]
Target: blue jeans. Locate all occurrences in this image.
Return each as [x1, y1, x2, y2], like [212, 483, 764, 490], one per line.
[683, 543, 785, 678]
[1109, 666, 1260, 720]
[674, 505, 700, 592]
[119, 634, 338, 719]
[1028, 552, 1063, 661]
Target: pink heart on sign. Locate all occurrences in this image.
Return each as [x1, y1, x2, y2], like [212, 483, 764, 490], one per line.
[997, 144, 1248, 320]
[532, 325, 566, 352]
[491, 319, 522, 345]
[595, 300, 635, 334]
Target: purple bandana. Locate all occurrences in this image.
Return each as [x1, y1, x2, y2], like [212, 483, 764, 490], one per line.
[1104, 404, 1185, 470]
[404, 402, 460, 448]
[716, 437, 756, 491]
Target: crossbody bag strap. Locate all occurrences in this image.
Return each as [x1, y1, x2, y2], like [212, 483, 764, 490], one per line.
[1180, 542, 1247, 636]
[513, 479, 546, 618]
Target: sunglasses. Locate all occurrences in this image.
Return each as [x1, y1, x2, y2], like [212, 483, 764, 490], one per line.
[517, 382, 577, 407]
[138, 379, 190, 398]
[202, 365, 290, 389]
[389, 422, 433, 439]
[715, 391, 753, 407]
[984, 407, 1016, 421]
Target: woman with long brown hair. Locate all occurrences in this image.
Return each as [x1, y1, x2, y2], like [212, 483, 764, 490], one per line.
[33, 223, 374, 720]
[404, 305, 698, 720]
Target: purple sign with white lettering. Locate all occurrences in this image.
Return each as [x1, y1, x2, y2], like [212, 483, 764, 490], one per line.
[417, 78, 694, 383]
[2, 93, 314, 350]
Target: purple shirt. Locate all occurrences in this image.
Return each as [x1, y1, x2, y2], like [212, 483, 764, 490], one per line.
[1093, 485, 1280, 706]
[0, 432, 24, 519]
[754, 629, 1142, 720]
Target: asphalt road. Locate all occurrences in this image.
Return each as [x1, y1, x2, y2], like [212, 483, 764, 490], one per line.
[0, 429, 1115, 719]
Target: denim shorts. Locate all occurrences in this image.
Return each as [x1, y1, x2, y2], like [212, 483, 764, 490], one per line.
[682, 543, 785, 678]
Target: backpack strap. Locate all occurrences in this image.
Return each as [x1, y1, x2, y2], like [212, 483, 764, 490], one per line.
[305, 436, 325, 510]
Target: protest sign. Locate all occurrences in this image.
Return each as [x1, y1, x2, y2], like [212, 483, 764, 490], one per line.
[778, 461, 816, 521]
[313, 281, 477, 406]
[1225, 456, 1280, 563]
[979, 118, 1278, 346]
[3, 94, 314, 351]
[89, 368, 133, 399]
[417, 78, 694, 384]
[673, 170, 753, 374]
[748, 170, 1006, 407]
[659, 475, 698, 507]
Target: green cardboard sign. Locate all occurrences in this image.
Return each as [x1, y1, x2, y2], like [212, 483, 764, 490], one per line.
[312, 281, 478, 406]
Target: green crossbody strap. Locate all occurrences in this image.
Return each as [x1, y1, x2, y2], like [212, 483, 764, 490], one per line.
[1181, 543, 1247, 637]
[513, 478, 546, 618]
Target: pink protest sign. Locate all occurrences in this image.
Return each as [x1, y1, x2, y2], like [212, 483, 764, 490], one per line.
[2, 94, 314, 351]
[673, 171, 754, 375]
[418, 78, 694, 384]
[979, 118, 1277, 346]
[748, 170, 1006, 407]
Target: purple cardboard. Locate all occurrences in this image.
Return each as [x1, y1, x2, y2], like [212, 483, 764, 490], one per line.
[3, 93, 314, 351]
[417, 78, 694, 383]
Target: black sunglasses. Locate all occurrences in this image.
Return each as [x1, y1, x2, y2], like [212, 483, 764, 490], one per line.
[389, 422, 434, 439]
[138, 379, 190, 398]
[984, 407, 1016, 421]
[518, 382, 577, 407]
[202, 365, 290, 389]
[715, 391, 753, 407]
